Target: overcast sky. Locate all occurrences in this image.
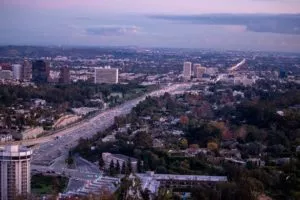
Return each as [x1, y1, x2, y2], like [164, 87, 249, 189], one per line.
[1, 0, 300, 52]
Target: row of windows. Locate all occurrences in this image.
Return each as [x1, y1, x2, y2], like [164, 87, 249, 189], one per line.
[0, 156, 31, 160]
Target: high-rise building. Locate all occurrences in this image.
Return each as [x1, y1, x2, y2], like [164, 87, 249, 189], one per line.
[32, 60, 50, 83]
[195, 66, 206, 78]
[22, 60, 32, 81]
[12, 64, 23, 80]
[94, 67, 119, 84]
[192, 63, 201, 77]
[0, 145, 32, 200]
[183, 62, 192, 80]
[59, 66, 70, 84]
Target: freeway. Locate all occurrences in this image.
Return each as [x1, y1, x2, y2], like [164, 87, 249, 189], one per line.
[28, 83, 192, 165]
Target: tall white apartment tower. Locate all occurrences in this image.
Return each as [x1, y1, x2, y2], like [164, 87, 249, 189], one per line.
[0, 145, 32, 200]
[12, 64, 23, 80]
[183, 62, 192, 80]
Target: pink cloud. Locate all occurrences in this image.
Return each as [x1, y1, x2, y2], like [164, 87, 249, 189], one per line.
[2, 0, 300, 14]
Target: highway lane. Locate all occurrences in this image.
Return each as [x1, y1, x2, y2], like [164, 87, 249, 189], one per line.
[23, 83, 192, 165]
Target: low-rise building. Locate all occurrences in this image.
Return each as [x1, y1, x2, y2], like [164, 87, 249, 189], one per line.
[102, 153, 138, 172]
[94, 67, 119, 84]
[0, 70, 13, 80]
[137, 172, 227, 196]
[0, 134, 13, 142]
[246, 158, 265, 168]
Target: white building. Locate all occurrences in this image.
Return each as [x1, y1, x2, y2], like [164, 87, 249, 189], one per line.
[0, 145, 32, 200]
[94, 67, 119, 84]
[0, 134, 13, 142]
[12, 64, 23, 80]
[183, 62, 192, 80]
[234, 76, 256, 86]
[102, 152, 138, 172]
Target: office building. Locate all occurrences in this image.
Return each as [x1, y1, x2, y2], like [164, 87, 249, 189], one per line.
[0, 145, 32, 200]
[22, 60, 32, 81]
[195, 65, 206, 78]
[183, 62, 192, 80]
[59, 66, 70, 84]
[192, 63, 201, 77]
[94, 67, 119, 84]
[32, 60, 50, 83]
[12, 64, 23, 80]
[102, 152, 137, 172]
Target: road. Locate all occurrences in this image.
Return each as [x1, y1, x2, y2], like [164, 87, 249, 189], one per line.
[11, 83, 192, 165]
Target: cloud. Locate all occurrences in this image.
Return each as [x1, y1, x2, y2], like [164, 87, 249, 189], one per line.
[85, 25, 140, 36]
[149, 14, 300, 35]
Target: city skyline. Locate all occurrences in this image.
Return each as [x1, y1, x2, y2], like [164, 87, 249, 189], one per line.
[1, 0, 300, 52]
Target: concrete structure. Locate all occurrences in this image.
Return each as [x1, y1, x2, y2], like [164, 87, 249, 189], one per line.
[94, 67, 119, 84]
[0, 70, 12, 80]
[194, 65, 206, 78]
[60, 176, 120, 198]
[22, 60, 32, 81]
[183, 62, 192, 80]
[32, 60, 50, 83]
[12, 64, 23, 80]
[0, 145, 32, 200]
[137, 172, 227, 195]
[53, 115, 81, 128]
[102, 152, 137, 172]
[192, 63, 200, 77]
[59, 66, 70, 84]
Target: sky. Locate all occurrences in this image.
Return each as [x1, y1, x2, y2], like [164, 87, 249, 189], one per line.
[1, 0, 300, 52]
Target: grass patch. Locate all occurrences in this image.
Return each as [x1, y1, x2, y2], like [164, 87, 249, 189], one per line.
[31, 173, 68, 195]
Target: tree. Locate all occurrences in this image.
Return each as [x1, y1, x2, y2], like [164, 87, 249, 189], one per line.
[99, 155, 105, 170]
[121, 162, 126, 174]
[157, 188, 173, 200]
[65, 151, 74, 167]
[207, 141, 218, 151]
[180, 115, 189, 126]
[179, 138, 188, 149]
[116, 160, 121, 174]
[109, 160, 115, 176]
[134, 132, 153, 149]
[137, 159, 143, 173]
[127, 158, 133, 174]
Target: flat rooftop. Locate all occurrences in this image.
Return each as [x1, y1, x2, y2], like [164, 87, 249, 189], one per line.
[137, 173, 228, 182]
